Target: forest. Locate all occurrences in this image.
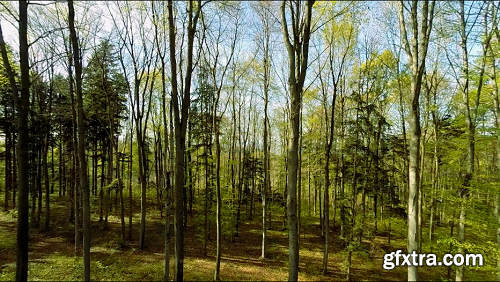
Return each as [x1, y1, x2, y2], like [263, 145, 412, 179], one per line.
[0, 1, 500, 281]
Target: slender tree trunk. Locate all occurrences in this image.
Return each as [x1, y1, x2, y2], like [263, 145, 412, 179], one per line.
[398, 2, 435, 280]
[167, 2, 201, 280]
[68, 32, 81, 254]
[59, 128, 63, 198]
[43, 126, 50, 232]
[117, 137, 125, 243]
[137, 122, 147, 249]
[308, 155, 311, 217]
[261, 28, 270, 258]
[0, 3, 29, 279]
[204, 143, 209, 256]
[320, 80, 337, 275]
[298, 109, 302, 242]
[92, 142, 97, 197]
[214, 120, 222, 281]
[30, 149, 37, 223]
[164, 167, 172, 282]
[168, 100, 176, 279]
[13, 136, 17, 208]
[128, 119, 133, 240]
[187, 132, 193, 216]
[280, 2, 314, 279]
[154, 132, 161, 214]
[161, 62, 171, 282]
[69, 1, 91, 280]
[99, 143, 106, 222]
[105, 137, 113, 229]
[37, 146, 42, 225]
[456, 3, 470, 280]
[340, 96, 346, 238]
[407, 53, 421, 282]
[4, 122, 12, 210]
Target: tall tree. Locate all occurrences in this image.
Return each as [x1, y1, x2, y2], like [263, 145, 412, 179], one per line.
[252, 1, 274, 260]
[150, 2, 173, 279]
[167, 1, 204, 280]
[0, 1, 30, 280]
[200, 3, 241, 279]
[68, 1, 91, 280]
[398, 1, 435, 281]
[281, 1, 314, 280]
[83, 39, 127, 237]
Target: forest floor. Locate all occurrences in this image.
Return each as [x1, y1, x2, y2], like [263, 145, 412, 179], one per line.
[0, 194, 472, 281]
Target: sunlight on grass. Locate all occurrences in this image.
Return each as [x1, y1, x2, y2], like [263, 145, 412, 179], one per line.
[0, 211, 17, 254]
[0, 229, 16, 251]
[3, 194, 496, 281]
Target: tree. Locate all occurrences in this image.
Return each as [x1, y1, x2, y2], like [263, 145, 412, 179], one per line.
[281, 1, 314, 280]
[198, 3, 241, 280]
[83, 39, 127, 237]
[0, 1, 30, 280]
[68, 0, 91, 280]
[252, 1, 273, 260]
[398, 1, 436, 281]
[167, 1, 204, 280]
[149, 2, 173, 279]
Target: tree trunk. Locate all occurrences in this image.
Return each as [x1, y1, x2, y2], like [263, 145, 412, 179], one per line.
[69, 1, 91, 280]
[398, 2, 435, 280]
[280, 2, 314, 280]
[13, 136, 17, 208]
[99, 143, 106, 221]
[30, 151, 37, 224]
[161, 57, 171, 282]
[261, 25, 270, 258]
[37, 147, 42, 226]
[59, 127, 63, 197]
[4, 122, 12, 210]
[128, 119, 133, 240]
[43, 124, 50, 232]
[340, 96, 346, 239]
[0, 3, 30, 279]
[167, 1, 201, 280]
[406, 50, 421, 282]
[117, 136, 125, 243]
[105, 137, 113, 229]
[164, 167, 172, 282]
[93, 141, 97, 196]
[62, 15, 79, 236]
[456, 198, 466, 281]
[214, 120, 222, 281]
[298, 109, 302, 242]
[137, 123, 147, 249]
[154, 132, 161, 215]
[204, 143, 209, 256]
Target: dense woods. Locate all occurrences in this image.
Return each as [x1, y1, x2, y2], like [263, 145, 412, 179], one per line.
[2, 1, 500, 281]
